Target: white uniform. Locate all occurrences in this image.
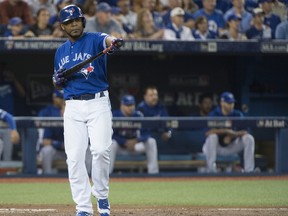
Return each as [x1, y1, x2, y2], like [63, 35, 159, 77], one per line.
[109, 137, 159, 174]
[203, 133, 255, 172]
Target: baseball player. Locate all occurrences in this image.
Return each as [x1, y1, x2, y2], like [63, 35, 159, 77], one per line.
[37, 90, 66, 174]
[109, 95, 159, 174]
[202, 92, 255, 173]
[0, 108, 20, 160]
[52, 5, 123, 216]
[137, 86, 172, 141]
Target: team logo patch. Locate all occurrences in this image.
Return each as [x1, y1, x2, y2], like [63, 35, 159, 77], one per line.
[65, 8, 75, 16]
[80, 64, 94, 78]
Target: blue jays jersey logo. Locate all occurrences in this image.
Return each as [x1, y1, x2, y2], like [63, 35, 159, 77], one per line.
[80, 64, 94, 79]
[65, 8, 75, 16]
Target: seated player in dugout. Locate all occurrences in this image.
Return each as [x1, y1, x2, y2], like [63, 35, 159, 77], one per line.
[110, 94, 159, 174]
[0, 108, 20, 160]
[136, 86, 172, 141]
[202, 92, 256, 173]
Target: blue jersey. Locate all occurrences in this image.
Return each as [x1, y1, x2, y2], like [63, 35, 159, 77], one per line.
[112, 109, 150, 148]
[264, 14, 281, 39]
[0, 109, 16, 130]
[208, 106, 246, 146]
[136, 101, 170, 134]
[38, 105, 61, 117]
[43, 127, 64, 150]
[136, 101, 169, 117]
[54, 32, 109, 100]
[193, 9, 225, 35]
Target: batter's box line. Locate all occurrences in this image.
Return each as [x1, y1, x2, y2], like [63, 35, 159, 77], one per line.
[0, 208, 57, 212]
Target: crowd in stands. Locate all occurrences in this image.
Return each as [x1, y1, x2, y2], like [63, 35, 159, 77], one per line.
[0, 0, 288, 40]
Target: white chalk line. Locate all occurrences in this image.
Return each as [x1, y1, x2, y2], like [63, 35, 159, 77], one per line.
[0, 208, 56, 212]
[218, 208, 288, 211]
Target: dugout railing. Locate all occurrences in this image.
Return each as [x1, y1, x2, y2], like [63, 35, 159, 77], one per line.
[3, 116, 286, 175]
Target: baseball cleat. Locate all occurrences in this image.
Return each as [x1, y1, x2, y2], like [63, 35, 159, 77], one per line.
[76, 211, 93, 216]
[97, 198, 110, 216]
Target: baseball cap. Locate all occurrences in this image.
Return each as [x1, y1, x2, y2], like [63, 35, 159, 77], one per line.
[252, 8, 265, 16]
[53, 89, 64, 98]
[96, 2, 112, 12]
[121, 95, 135, 105]
[227, 14, 242, 22]
[220, 92, 236, 103]
[170, 7, 185, 17]
[9, 17, 22, 26]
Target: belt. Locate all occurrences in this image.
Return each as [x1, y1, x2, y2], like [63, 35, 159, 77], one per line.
[68, 91, 106, 100]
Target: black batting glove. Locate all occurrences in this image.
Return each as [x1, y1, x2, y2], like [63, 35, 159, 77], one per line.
[108, 38, 124, 54]
[52, 68, 68, 89]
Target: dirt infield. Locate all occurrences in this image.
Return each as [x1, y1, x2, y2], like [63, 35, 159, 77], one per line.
[0, 205, 288, 216]
[0, 176, 287, 216]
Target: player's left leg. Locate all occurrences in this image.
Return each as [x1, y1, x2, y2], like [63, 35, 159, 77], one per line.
[87, 95, 112, 215]
[141, 138, 159, 174]
[240, 134, 255, 172]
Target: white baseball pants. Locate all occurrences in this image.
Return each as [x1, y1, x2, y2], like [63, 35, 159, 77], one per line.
[109, 137, 159, 174]
[64, 91, 112, 214]
[202, 133, 255, 172]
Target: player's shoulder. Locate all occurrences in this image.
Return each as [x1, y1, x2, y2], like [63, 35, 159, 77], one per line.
[112, 109, 122, 117]
[84, 31, 108, 39]
[232, 109, 244, 116]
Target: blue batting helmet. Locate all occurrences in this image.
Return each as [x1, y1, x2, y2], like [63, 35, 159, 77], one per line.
[59, 5, 86, 27]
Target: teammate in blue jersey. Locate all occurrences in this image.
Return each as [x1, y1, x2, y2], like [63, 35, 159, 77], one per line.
[37, 90, 66, 174]
[0, 108, 20, 160]
[109, 95, 159, 174]
[202, 92, 255, 173]
[137, 86, 172, 141]
[52, 5, 123, 216]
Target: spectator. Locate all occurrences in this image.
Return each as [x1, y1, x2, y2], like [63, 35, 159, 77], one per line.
[0, 108, 20, 160]
[272, 0, 287, 21]
[85, 2, 127, 38]
[116, 0, 137, 34]
[275, 18, 288, 39]
[192, 93, 214, 116]
[142, 0, 165, 28]
[246, 7, 272, 39]
[193, 0, 226, 36]
[29, 0, 57, 19]
[82, 0, 97, 21]
[133, 8, 164, 39]
[220, 14, 247, 40]
[259, 0, 281, 39]
[48, 0, 72, 38]
[182, 0, 199, 14]
[163, 7, 194, 40]
[224, 0, 253, 34]
[137, 86, 172, 142]
[162, 0, 194, 29]
[202, 92, 255, 173]
[192, 15, 217, 39]
[28, 8, 55, 38]
[109, 95, 159, 174]
[0, 0, 34, 25]
[49, 0, 73, 26]
[2, 17, 34, 38]
[131, 0, 142, 13]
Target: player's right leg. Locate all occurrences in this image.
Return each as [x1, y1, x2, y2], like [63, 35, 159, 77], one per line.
[64, 100, 92, 214]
